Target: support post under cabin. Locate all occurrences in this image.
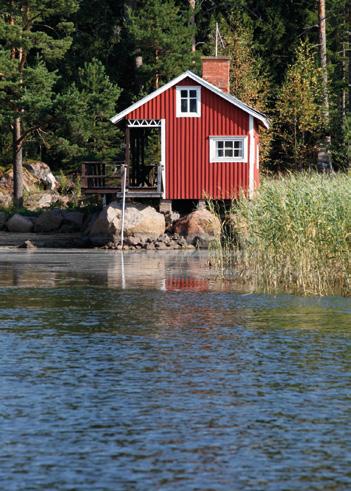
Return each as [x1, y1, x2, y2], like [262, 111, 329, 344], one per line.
[159, 200, 172, 213]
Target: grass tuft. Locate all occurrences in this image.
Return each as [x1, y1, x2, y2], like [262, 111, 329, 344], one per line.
[222, 173, 351, 296]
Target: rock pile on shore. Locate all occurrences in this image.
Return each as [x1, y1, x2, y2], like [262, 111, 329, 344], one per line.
[102, 233, 195, 251]
[0, 201, 221, 250]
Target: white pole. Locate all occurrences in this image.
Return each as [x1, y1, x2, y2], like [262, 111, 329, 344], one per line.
[121, 250, 126, 289]
[215, 22, 218, 57]
[120, 164, 127, 246]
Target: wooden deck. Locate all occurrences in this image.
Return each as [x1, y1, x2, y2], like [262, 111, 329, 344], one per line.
[81, 161, 163, 198]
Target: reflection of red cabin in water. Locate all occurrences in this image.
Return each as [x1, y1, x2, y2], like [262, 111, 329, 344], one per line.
[165, 277, 209, 292]
[82, 57, 269, 203]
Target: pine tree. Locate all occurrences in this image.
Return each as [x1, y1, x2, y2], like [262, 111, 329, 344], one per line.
[49, 59, 121, 165]
[126, 0, 198, 93]
[61, 0, 125, 80]
[0, 0, 78, 207]
[274, 41, 324, 170]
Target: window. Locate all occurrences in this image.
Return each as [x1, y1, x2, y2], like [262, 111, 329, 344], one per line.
[176, 86, 201, 117]
[209, 137, 247, 163]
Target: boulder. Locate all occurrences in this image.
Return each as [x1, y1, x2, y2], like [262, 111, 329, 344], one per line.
[155, 241, 168, 250]
[172, 209, 221, 248]
[18, 240, 37, 250]
[6, 213, 34, 233]
[3, 168, 39, 192]
[163, 210, 181, 229]
[36, 193, 55, 208]
[34, 209, 63, 233]
[61, 211, 84, 232]
[125, 236, 144, 247]
[0, 211, 7, 230]
[25, 192, 56, 210]
[0, 191, 12, 208]
[89, 202, 165, 246]
[145, 242, 156, 250]
[24, 161, 58, 190]
[82, 211, 99, 234]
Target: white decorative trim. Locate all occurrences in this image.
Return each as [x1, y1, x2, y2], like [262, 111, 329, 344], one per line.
[209, 136, 248, 163]
[249, 115, 255, 199]
[128, 119, 161, 127]
[176, 86, 201, 118]
[161, 119, 166, 198]
[111, 70, 269, 128]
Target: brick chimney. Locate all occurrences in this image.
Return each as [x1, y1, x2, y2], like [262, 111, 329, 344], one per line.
[201, 57, 230, 93]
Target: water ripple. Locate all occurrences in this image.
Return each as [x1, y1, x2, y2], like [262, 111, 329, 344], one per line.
[0, 250, 350, 490]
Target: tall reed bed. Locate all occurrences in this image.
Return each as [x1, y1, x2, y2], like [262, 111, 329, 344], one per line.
[223, 174, 351, 295]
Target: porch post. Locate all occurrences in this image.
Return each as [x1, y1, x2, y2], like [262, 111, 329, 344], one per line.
[125, 125, 130, 188]
[249, 115, 255, 199]
[161, 119, 166, 198]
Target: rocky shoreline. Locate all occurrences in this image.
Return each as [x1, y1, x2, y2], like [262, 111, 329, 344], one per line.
[0, 201, 221, 250]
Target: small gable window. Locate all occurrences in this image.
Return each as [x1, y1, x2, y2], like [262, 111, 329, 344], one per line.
[209, 137, 247, 163]
[176, 86, 201, 117]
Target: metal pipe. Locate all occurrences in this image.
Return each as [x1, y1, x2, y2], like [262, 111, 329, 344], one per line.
[121, 165, 127, 246]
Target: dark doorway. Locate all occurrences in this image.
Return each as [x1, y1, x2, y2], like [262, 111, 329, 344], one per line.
[129, 127, 161, 188]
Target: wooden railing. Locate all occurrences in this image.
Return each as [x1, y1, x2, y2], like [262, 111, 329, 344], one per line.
[81, 161, 164, 194]
[81, 161, 124, 190]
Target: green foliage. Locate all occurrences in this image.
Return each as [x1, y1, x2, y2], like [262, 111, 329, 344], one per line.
[48, 58, 121, 166]
[208, 16, 270, 112]
[0, 0, 79, 159]
[273, 42, 325, 170]
[61, 0, 124, 77]
[0, 0, 349, 172]
[126, 0, 198, 92]
[208, 15, 272, 164]
[225, 173, 351, 295]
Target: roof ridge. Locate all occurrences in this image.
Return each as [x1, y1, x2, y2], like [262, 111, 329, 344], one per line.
[111, 71, 269, 128]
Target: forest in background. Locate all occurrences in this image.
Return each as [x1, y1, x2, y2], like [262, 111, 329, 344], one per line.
[0, 0, 350, 204]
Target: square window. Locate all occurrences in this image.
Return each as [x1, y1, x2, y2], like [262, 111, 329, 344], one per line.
[210, 137, 247, 162]
[176, 86, 201, 117]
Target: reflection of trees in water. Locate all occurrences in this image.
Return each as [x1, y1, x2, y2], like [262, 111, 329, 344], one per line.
[0, 264, 58, 287]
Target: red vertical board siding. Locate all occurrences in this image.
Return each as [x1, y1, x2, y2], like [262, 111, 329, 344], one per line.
[127, 77, 251, 200]
[254, 120, 260, 189]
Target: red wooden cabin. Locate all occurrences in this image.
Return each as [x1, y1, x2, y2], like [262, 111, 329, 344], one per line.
[82, 58, 269, 204]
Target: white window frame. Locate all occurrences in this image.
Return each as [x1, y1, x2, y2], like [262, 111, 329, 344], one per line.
[176, 86, 201, 118]
[209, 136, 248, 163]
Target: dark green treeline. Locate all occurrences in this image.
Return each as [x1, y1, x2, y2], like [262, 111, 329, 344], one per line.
[0, 0, 350, 172]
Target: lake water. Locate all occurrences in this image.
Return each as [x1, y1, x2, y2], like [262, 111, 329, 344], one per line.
[0, 250, 350, 491]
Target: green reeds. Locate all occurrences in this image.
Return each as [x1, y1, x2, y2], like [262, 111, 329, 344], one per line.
[223, 174, 351, 296]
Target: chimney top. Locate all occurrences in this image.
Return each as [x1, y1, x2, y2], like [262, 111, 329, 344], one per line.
[201, 56, 230, 93]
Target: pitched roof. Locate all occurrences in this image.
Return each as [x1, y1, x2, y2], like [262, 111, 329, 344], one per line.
[110, 70, 269, 128]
